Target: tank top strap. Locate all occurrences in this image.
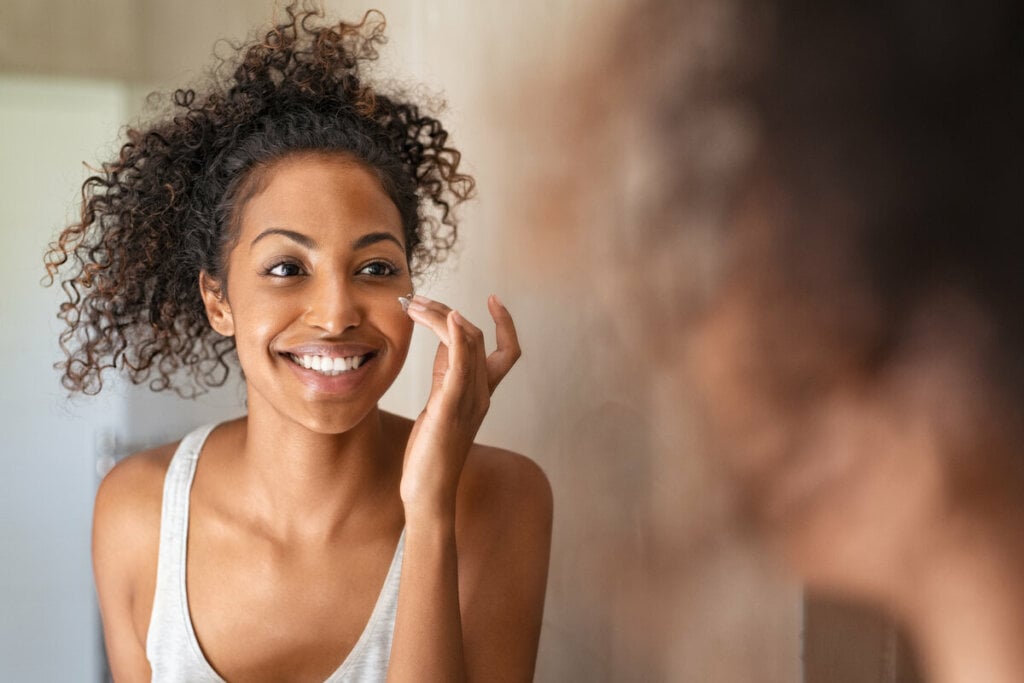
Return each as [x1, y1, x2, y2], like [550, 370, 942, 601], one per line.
[326, 528, 405, 681]
[146, 422, 225, 682]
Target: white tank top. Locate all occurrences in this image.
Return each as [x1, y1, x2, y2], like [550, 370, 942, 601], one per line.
[146, 423, 405, 682]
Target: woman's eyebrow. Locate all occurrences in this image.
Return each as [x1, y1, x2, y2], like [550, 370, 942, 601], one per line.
[249, 228, 403, 251]
[250, 228, 318, 250]
[352, 231, 404, 251]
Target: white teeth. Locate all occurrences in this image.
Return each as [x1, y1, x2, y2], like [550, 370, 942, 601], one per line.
[290, 353, 367, 376]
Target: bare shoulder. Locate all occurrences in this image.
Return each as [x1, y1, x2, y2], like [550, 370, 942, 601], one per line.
[95, 441, 176, 527]
[456, 444, 552, 681]
[92, 440, 178, 593]
[379, 408, 553, 530]
[459, 443, 553, 536]
[464, 444, 551, 501]
[93, 440, 179, 678]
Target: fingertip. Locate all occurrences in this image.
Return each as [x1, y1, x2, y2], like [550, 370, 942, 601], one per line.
[447, 311, 467, 351]
[488, 294, 510, 319]
[405, 303, 426, 321]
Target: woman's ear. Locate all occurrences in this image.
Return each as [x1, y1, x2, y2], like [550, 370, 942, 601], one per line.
[199, 270, 234, 337]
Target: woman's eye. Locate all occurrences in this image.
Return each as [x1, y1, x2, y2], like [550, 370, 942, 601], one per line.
[358, 261, 398, 277]
[267, 262, 304, 277]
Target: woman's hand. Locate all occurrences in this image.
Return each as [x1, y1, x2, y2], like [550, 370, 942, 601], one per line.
[400, 294, 520, 520]
[389, 294, 545, 683]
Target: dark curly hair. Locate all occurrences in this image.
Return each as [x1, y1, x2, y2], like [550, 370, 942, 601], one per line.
[43, 4, 474, 397]
[592, 0, 1024, 402]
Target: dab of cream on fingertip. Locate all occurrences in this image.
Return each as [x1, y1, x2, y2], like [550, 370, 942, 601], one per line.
[398, 293, 414, 312]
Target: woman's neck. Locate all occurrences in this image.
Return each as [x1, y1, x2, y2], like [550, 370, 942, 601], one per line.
[225, 394, 405, 544]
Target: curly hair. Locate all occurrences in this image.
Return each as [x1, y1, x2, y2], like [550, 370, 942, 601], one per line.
[590, 0, 1024, 401]
[43, 4, 474, 397]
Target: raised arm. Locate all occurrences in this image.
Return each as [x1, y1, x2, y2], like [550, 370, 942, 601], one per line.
[388, 295, 551, 682]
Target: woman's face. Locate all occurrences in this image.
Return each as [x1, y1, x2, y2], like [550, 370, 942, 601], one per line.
[683, 202, 955, 597]
[202, 152, 415, 434]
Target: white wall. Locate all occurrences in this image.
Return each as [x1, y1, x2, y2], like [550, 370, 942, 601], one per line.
[0, 76, 127, 683]
[0, 75, 251, 681]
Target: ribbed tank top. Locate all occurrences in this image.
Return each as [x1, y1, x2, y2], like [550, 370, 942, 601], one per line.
[146, 423, 405, 682]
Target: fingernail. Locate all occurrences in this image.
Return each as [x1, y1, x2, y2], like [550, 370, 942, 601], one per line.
[491, 294, 506, 309]
[408, 301, 427, 312]
[412, 294, 431, 304]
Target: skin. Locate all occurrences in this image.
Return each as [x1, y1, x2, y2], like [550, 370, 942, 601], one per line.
[92, 152, 553, 682]
[686, 211, 1024, 683]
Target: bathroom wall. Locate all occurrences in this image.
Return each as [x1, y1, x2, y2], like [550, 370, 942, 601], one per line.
[0, 75, 126, 683]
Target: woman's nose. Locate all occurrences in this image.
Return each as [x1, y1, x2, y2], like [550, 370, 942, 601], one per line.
[303, 277, 362, 334]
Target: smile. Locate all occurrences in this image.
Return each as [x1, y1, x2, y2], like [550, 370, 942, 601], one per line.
[287, 352, 373, 376]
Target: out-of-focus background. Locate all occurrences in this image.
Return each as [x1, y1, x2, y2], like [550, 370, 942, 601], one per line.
[0, 1, 915, 681]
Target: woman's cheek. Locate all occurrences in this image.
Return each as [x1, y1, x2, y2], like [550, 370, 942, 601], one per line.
[227, 292, 285, 364]
[387, 304, 415, 353]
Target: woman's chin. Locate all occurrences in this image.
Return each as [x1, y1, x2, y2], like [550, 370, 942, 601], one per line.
[291, 402, 382, 436]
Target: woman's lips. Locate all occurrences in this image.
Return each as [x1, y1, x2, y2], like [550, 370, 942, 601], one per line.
[281, 350, 377, 394]
[286, 351, 373, 375]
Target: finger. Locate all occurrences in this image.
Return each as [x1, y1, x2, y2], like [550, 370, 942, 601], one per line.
[411, 294, 453, 317]
[454, 309, 490, 395]
[450, 307, 486, 356]
[423, 312, 460, 413]
[425, 339, 450, 403]
[407, 298, 453, 346]
[444, 310, 472, 399]
[485, 294, 521, 393]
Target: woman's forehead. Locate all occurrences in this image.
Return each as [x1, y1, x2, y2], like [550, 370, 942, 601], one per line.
[237, 153, 405, 245]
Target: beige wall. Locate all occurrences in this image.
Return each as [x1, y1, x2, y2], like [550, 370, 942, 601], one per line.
[2, 1, 804, 680]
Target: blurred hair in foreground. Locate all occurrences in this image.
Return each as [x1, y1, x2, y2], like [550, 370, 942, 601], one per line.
[530, 0, 1024, 680]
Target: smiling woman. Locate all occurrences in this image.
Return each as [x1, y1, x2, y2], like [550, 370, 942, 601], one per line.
[43, 5, 551, 682]
[201, 156, 416, 436]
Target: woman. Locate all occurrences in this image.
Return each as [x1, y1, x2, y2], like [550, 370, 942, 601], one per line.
[45, 7, 551, 682]
[544, 0, 1023, 680]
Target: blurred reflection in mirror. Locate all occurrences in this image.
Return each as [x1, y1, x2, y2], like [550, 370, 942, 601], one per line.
[518, 1, 1024, 681]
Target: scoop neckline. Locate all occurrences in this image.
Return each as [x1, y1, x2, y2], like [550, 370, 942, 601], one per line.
[174, 422, 406, 682]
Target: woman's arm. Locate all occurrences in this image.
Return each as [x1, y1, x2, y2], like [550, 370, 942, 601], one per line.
[388, 496, 466, 681]
[388, 295, 550, 682]
[392, 447, 552, 683]
[456, 447, 553, 682]
[93, 450, 168, 683]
